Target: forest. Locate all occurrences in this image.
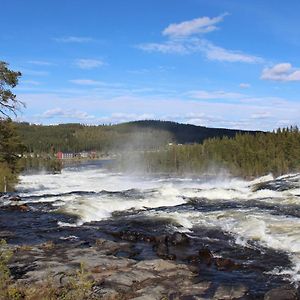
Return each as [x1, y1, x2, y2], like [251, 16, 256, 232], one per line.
[15, 120, 254, 154]
[115, 126, 300, 178]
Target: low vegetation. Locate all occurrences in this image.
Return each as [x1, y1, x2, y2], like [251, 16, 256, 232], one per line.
[0, 239, 95, 300]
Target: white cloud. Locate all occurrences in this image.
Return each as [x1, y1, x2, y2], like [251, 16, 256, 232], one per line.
[261, 63, 300, 81]
[138, 38, 262, 64]
[137, 14, 263, 64]
[240, 83, 251, 88]
[69, 79, 105, 86]
[42, 108, 95, 120]
[54, 36, 94, 43]
[251, 112, 272, 119]
[27, 60, 54, 66]
[188, 90, 245, 100]
[200, 40, 263, 63]
[18, 88, 300, 131]
[162, 13, 228, 37]
[74, 59, 104, 69]
[138, 41, 188, 54]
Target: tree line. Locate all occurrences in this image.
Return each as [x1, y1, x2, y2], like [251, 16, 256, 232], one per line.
[115, 127, 300, 178]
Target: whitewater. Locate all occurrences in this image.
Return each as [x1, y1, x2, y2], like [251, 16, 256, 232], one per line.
[7, 161, 300, 284]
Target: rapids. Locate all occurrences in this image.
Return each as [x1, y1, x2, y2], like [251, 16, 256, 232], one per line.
[2, 160, 300, 291]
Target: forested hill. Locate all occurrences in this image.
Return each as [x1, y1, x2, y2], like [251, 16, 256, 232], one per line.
[126, 120, 256, 144]
[15, 120, 258, 153]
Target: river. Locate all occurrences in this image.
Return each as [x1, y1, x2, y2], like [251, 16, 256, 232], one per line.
[1, 160, 300, 296]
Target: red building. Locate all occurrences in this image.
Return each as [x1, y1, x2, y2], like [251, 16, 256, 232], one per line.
[57, 151, 63, 160]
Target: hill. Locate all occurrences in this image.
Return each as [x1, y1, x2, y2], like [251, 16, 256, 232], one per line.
[15, 120, 258, 153]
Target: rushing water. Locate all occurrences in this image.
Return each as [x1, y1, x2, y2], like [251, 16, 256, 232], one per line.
[2, 160, 300, 293]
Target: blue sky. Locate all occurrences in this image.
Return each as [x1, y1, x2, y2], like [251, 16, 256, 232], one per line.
[1, 0, 300, 130]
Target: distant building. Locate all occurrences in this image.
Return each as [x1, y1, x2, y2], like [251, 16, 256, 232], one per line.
[56, 152, 74, 160]
[80, 151, 89, 158]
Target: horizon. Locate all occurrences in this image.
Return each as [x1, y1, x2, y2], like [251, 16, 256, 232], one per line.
[2, 0, 300, 131]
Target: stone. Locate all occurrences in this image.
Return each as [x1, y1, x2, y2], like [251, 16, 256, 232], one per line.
[213, 284, 248, 299]
[104, 269, 156, 287]
[215, 258, 238, 271]
[135, 259, 180, 272]
[170, 232, 190, 245]
[133, 285, 167, 300]
[264, 285, 299, 300]
[198, 248, 214, 265]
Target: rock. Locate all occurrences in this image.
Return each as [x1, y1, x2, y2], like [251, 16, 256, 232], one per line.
[9, 204, 29, 212]
[40, 240, 55, 250]
[0, 230, 15, 239]
[104, 269, 156, 287]
[264, 285, 299, 300]
[154, 235, 169, 258]
[135, 259, 178, 272]
[215, 258, 238, 271]
[133, 285, 167, 300]
[213, 284, 248, 299]
[170, 232, 190, 245]
[198, 248, 214, 265]
[91, 286, 120, 300]
[8, 196, 22, 202]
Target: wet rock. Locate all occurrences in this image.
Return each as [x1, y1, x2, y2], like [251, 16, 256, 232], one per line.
[9, 204, 29, 212]
[213, 284, 248, 299]
[8, 196, 22, 202]
[198, 248, 214, 265]
[0, 230, 15, 239]
[115, 230, 153, 243]
[154, 235, 169, 258]
[215, 258, 239, 271]
[264, 285, 299, 300]
[170, 232, 190, 245]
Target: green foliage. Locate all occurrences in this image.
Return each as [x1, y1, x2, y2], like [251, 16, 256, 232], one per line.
[118, 127, 300, 178]
[0, 239, 13, 299]
[0, 62, 23, 192]
[0, 61, 22, 118]
[15, 120, 255, 154]
[0, 119, 25, 191]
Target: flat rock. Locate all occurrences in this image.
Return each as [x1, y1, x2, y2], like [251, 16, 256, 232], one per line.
[213, 284, 248, 299]
[135, 259, 187, 272]
[105, 269, 156, 287]
[264, 286, 299, 300]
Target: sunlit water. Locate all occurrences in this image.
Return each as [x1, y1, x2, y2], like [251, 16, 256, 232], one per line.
[4, 161, 300, 284]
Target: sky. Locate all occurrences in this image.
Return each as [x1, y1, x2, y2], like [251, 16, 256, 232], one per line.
[1, 0, 300, 131]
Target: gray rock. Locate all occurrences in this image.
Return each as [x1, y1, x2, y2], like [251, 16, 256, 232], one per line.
[264, 286, 299, 300]
[105, 269, 156, 287]
[213, 284, 248, 299]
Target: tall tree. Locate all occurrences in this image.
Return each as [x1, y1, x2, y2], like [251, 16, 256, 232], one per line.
[0, 61, 23, 192]
[0, 61, 22, 118]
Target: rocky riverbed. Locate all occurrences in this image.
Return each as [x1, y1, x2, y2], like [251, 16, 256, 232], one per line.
[1, 208, 299, 299]
[1, 162, 300, 299]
